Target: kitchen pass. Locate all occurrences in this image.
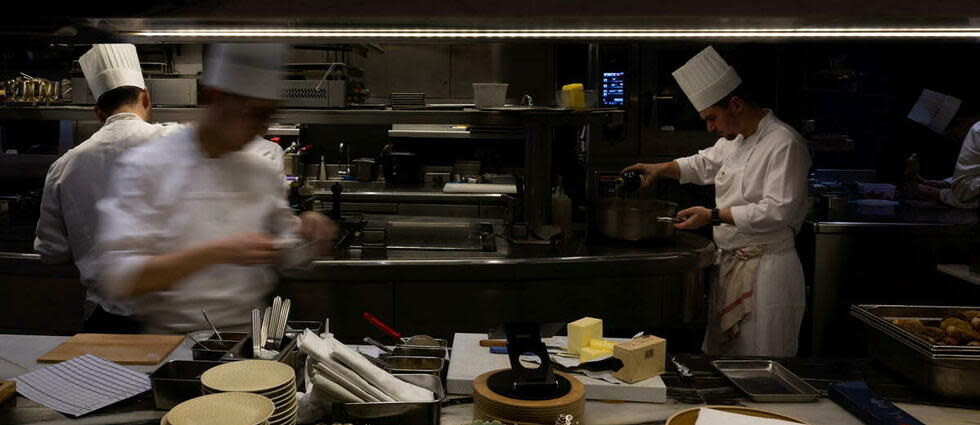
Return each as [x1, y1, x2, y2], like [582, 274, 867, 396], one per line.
[14, 354, 151, 417]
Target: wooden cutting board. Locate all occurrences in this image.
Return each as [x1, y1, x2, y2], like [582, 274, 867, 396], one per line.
[37, 333, 185, 365]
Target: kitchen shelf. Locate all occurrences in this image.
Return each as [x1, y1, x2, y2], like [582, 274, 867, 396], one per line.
[0, 106, 621, 127]
[937, 264, 980, 287]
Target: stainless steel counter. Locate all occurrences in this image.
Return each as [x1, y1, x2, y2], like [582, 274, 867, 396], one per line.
[806, 203, 977, 234]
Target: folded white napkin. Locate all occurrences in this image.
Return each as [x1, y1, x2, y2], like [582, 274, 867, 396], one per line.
[311, 374, 362, 403]
[314, 360, 391, 402]
[298, 329, 434, 402]
[695, 408, 801, 425]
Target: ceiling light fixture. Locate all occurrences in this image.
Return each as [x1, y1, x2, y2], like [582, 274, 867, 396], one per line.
[127, 27, 980, 39]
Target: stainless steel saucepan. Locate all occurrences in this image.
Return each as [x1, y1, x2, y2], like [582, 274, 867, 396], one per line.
[597, 198, 678, 241]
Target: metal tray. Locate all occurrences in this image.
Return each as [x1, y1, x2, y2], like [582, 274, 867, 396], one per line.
[331, 373, 444, 425]
[851, 304, 980, 399]
[712, 360, 819, 402]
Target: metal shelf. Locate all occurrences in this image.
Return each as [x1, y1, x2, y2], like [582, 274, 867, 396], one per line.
[0, 106, 621, 127]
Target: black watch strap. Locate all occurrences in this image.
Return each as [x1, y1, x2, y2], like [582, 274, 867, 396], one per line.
[711, 208, 722, 226]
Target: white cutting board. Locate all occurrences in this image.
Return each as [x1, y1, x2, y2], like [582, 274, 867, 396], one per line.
[447, 333, 666, 403]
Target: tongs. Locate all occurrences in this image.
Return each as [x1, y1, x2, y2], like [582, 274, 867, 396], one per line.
[657, 216, 683, 224]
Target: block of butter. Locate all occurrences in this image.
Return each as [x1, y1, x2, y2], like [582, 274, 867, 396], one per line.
[567, 317, 602, 354]
[612, 335, 666, 384]
[580, 346, 612, 362]
[590, 339, 617, 352]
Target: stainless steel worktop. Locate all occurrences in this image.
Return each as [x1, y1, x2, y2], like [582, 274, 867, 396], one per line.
[806, 203, 977, 234]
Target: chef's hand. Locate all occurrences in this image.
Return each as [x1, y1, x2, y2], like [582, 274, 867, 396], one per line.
[211, 232, 282, 265]
[621, 163, 661, 189]
[299, 211, 338, 256]
[621, 161, 681, 188]
[674, 206, 711, 230]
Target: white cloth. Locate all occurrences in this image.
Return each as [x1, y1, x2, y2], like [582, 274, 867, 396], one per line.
[940, 121, 980, 209]
[907, 89, 962, 134]
[79, 44, 145, 100]
[675, 111, 809, 357]
[34, 113, 181, 316]
[297, 330, 433, 402]
[96, 125, 299, 333]
[204, 44, 286, 100]
[672, 46, 742, 112]
[695, 407, 800, 425]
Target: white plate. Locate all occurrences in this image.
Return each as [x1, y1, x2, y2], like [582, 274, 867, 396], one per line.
[201, 360, 295, 393]
[167, 392, 275, 425]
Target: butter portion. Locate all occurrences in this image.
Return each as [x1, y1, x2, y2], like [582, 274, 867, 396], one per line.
[567, 317, 603, 354]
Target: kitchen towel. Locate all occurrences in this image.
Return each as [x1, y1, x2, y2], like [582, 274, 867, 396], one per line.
[14, 354, 151, 417]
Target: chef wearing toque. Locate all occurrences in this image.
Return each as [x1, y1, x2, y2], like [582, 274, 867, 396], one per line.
[97, 44, 336, 333]
[623, 46, 811, 356]
[35, 44, 183, 333]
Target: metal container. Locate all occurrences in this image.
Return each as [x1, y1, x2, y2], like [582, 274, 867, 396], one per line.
[149, 360, 222, 409]
[851, 304, 980, 399]
[597, 198, 677, 241]
[331, 374, 444, 425]
[191, 340, 238, 361]
[712, 360, 819, 402]
[353, 158, 378, 182]
[378, 355, 445, 378]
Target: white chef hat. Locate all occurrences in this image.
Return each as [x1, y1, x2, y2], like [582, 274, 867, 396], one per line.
[79, 44, 145, 100]
[203, 43, 286, 100]
[907, 89, 962, 134]
[672, 46, 742, 112]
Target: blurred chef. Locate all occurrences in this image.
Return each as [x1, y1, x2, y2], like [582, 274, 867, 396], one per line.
[904, 89, 979, 208]
[35, 44, 181, 333]
[622, 46, 811, 356]
[97, 44, 336, 333]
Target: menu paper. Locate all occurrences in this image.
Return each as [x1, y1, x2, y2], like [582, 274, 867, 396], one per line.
[14, 354, 151, 417]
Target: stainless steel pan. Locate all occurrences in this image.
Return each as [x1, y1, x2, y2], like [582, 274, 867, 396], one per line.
[597, 198, 677, 241]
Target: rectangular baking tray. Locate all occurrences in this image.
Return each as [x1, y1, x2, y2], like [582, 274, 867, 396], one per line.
[712, 360, 819, 402]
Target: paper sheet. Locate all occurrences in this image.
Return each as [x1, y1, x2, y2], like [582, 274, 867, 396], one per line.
[13, 354, 151, 417]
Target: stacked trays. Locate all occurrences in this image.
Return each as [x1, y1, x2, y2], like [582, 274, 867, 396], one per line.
[201, 360, 298, 425]
[161, 392, 275, 425]
[473, 370, 586, 425]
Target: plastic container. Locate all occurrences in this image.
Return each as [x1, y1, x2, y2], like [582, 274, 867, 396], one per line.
[473, 83, 508, 108]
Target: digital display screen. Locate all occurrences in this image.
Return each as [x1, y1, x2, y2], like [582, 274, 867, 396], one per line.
[602, 72, 625, 106]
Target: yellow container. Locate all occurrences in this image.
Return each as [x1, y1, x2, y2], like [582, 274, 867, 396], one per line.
[561, 83, 586, 110]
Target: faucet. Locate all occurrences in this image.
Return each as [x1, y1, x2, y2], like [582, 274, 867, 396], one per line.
[521, 94, 533, 107]
[337, 142, 351, 179]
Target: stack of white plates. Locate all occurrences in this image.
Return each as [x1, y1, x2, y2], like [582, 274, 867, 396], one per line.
[161, 392, 274, 425]
[200, 360, 298, 425]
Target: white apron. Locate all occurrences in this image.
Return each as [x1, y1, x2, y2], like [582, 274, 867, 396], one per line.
[136, 154, 278, 333]
[701, 141, 806, 357]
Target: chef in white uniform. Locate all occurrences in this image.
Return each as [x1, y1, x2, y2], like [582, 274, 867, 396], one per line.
[34, 44, 182, 332]
[904, 90, 980, 208]
[96, 44, 336, 333]
[623, 46, 811, 356]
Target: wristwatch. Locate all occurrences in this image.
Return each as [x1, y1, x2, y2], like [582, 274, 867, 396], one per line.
[710, 208, 722, 226]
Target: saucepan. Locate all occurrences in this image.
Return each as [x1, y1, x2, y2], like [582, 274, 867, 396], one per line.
[597, 198, 678, 241]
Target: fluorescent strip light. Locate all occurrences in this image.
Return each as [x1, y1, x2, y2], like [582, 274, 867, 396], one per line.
[128, 28, 980, 39]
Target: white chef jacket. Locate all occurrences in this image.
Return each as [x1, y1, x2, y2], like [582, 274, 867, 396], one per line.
[940, 121, 980, 209]
[675, 110, 811, 357]
[34, 113, 182, 317]
[675, 110, 811, 250]
[96, 125, 299, 333]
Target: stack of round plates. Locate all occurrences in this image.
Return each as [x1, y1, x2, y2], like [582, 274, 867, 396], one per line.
[201, 360, 298, 425]
[161, 392, 274, 425]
